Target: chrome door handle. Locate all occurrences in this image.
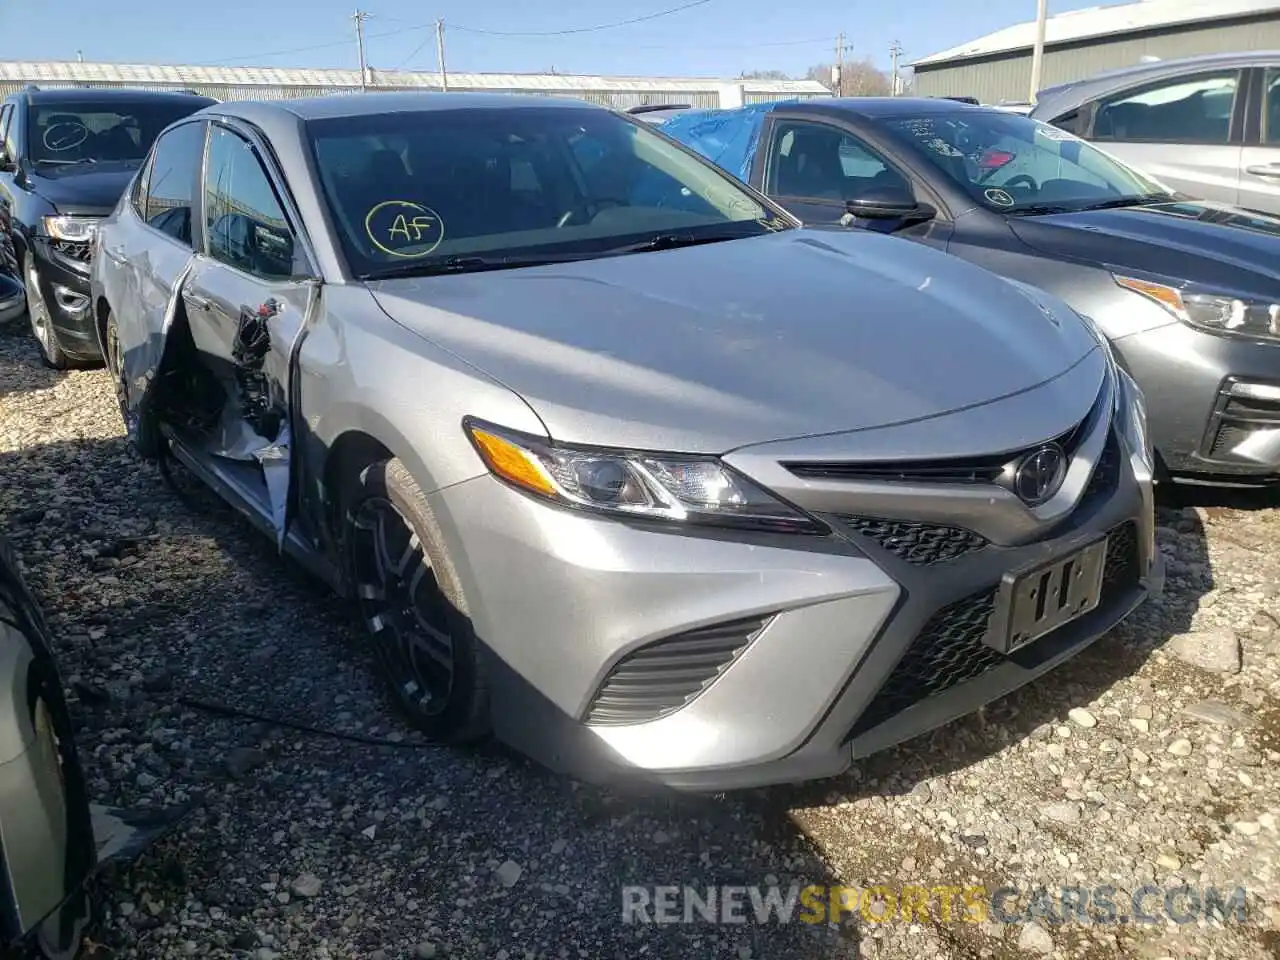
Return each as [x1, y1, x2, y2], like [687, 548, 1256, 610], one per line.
[183, 292, 212, 311]
[1245, 164, 1280, 178]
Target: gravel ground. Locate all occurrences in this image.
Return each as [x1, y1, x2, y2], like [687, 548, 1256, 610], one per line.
[2, 323, 1279, 960]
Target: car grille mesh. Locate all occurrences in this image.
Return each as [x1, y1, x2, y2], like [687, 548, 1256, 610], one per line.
[52, 239, 92, 263]
[839, 516, 989, 565]
[583, 615, 771, 726]
[848, 520, 1141, 737]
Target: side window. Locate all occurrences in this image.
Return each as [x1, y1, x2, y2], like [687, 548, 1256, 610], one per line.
[765, 121, 909, 202]
[1049, 109, 1081, 135]
[203, 125, 295, 280]
[1092, 71, 1239, 144]
[143, 121, 206, 246]
[1265, 69, 1280, 146]
[0, 105, 12, 157]
[131, 152, 154, 218]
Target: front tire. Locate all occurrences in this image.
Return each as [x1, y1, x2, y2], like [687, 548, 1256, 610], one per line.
[345, 458, 490, 743]
[24, 253, 70, 370]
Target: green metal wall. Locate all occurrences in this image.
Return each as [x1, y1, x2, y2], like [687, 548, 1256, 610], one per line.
[913, 14, 1280, 104]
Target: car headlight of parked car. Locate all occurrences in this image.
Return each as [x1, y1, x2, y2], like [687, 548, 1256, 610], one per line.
[464, 418, 827, 534]
[1114, 273, 1280, 342]
[41, 215, 99, 244]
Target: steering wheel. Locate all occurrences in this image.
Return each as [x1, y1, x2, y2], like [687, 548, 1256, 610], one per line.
[556, 198, 625, 228]
[1003, 174, 1039, 193]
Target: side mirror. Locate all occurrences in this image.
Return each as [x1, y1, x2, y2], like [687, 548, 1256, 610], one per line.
[844, 183, 935, 221]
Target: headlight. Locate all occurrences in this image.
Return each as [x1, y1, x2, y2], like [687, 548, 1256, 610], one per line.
[1114, 274, 1280, 342]
[41, 215, 99, 243]
[464, 419, 826, 534]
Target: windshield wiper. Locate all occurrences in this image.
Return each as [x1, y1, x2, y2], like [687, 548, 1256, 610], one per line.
[359, 253, 586, 281]
[1004, 203, 1077, 216]
[35, 157, 98, 166]
[1073, 192, 1178, 212]
[606, 232, 749, 254]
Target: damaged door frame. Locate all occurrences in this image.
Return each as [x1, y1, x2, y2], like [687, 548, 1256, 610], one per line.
[156, 114, 342, 590]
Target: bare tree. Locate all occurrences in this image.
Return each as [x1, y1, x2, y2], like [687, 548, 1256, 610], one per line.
[806, 57, 893, 97]
[738, 69, 792, 80]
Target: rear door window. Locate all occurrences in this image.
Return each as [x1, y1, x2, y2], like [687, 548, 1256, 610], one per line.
[1092, 71, 1239, 144]
[1265, 68, 1280, 145]
[142, 121, 206, 247]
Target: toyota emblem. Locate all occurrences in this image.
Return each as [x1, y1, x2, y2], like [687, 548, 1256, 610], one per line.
[1012, 444, 1067, 506]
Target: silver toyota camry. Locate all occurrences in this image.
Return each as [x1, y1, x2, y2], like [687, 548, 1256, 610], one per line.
[89, 93, 1162, 790]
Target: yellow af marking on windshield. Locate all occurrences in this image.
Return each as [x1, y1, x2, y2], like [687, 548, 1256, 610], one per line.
[364, 200, 445, 258]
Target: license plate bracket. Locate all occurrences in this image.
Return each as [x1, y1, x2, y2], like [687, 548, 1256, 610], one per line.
[986, 536, 1109, 655]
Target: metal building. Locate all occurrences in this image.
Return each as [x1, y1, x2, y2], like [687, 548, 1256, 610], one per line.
[911, 0, 1280, 104]
[0, 60, 830, 110]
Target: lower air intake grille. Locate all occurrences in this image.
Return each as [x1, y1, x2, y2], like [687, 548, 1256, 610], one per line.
[849, 520, 1142, 737]
[1210, 423, 1252, 458]
[839, 516, 989, 565]
[584, 615, 771, 726]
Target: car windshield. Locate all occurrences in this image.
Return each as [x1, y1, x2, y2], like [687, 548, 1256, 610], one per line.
[28, 100, 206, 165]
[881, 110, 1171, 214]
[306, 106, 789, 278]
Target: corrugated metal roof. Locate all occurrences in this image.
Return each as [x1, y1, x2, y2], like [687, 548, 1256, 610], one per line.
[912, 0, 1280, 66]
[0, 60, 830, 95]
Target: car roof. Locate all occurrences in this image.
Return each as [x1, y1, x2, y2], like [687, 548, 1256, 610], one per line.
[1032, 50, 1280, 117]
[210, 91, 610, 124]
[16, 86, 216, 106]
[785, 96, 1001, 120]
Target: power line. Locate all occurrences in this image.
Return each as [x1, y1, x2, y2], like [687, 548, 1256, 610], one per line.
[391, 30, 436, 70]
[448, 0, 712, 37]
[193, 28, 829, 69]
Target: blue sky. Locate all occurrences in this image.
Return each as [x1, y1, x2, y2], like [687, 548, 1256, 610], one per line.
[3, 0, 1102, 77]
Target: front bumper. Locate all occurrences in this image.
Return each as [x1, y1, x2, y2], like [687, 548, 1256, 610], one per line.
[30, 237, 98, 360]
[430, 408, 1160, 791]
[1114, 321, 1280, 483]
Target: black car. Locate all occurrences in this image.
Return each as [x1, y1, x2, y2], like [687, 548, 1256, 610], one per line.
[0, 87, 215, 368]
[663, 97, 1280, 487]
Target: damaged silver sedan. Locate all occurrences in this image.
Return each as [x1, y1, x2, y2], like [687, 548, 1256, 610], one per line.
[90, 94, 1160, 791]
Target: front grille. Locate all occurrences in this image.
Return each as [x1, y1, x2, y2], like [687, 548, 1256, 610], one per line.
[839, 516, 988, 565]
[1100, 521, 1139, 601]
[849, 520, 1142, 737]
[52, 239, 92, 264]
[784, 386, 1103, 485]
[583, 615, 770, 726]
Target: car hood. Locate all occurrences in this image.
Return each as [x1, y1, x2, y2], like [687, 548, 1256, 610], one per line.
[369, 229, 1100, 453]
[1008, 199, 1280, 292]
[26, 163, 139, 216]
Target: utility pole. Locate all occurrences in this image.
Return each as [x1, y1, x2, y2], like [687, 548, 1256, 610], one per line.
[436, 18, 449, 92]
[1029, 0, 1048, 102]
[834, 31, 846, 96]
[353, 10, 370, 92]
[890, 40, 903, 96]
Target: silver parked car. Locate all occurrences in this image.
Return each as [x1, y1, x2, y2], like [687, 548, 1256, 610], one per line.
[1030, 51, 1280, 215]
[90, 93, 1161, 790]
